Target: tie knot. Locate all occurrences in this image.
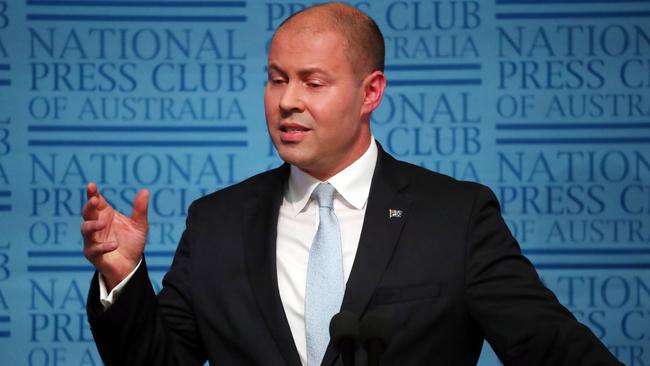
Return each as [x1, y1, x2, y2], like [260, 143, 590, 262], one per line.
[312, 182, 336, 208]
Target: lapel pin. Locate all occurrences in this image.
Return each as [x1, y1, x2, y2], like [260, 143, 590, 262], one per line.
[389, 209, 403, 219]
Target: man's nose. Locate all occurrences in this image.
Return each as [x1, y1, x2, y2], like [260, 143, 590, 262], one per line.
[279, 81, 305, 113]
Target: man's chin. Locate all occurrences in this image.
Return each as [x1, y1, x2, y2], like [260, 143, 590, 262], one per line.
[275, 148, 310, 167]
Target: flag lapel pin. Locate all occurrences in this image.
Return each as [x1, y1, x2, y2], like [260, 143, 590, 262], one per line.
[388, 209, 403, 219]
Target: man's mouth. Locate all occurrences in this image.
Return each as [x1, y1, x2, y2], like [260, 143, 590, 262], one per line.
[279, 124, 310, 141]
[282, 127, 308, 132]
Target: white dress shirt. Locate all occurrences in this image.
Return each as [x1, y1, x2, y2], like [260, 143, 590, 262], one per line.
[100, 140, 378, 366]
[276, 140, 377, 365]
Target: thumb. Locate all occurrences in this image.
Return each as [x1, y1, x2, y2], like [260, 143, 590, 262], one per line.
[131, 189, 150, 227]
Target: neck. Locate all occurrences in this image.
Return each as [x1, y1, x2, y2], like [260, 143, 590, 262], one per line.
[301, 137, 373, 181]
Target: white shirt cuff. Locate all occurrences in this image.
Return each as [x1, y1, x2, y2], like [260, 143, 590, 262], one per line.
[98, 258, 143, 309]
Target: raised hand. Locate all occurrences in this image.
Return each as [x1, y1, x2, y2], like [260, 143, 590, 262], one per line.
[81, 182, 150, 291]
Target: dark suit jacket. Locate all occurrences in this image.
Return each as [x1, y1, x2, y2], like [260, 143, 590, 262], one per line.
[87, 146, 622, 365]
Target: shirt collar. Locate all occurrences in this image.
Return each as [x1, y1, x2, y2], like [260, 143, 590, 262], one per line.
[286, 139, 378, 215]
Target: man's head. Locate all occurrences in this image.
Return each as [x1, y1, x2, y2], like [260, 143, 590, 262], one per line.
[264, 2, 386, 181]
[278, 3, 385, 76]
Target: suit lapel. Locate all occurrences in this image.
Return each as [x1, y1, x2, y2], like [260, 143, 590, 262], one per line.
[322, 147, 413, 366]
[243, 164, 302, 366]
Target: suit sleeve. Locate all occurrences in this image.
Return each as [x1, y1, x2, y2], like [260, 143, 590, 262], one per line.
[464, 185, 623, 366]
[87, 203, 207, 366]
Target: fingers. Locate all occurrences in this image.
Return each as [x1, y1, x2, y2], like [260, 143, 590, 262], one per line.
[86, 182, 106, 211]
[86, 182, 98, 200]
[83, 241, 119, 260]
[80, 220, 106, 240]
[84, 183, 102, 220]
[82, 196, 99, 221]
[80, 219, 108, 247]
[81, 218, 116, 260]
[131, 189, 150, 227]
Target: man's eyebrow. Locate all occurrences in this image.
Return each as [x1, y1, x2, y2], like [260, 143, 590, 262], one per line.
[267, 64, 285, 75]
[297, 67, 331, 78]
[267, 64, 331, 78]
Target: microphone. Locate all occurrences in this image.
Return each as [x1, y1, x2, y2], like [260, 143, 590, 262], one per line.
[329, 311, 360, 366]
[360, 314, 390, 366]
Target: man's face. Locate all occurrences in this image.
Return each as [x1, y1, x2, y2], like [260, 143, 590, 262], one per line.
[264, 27, 371, 180]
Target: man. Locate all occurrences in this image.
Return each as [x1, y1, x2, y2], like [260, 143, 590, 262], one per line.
[82, 3, 622, 365]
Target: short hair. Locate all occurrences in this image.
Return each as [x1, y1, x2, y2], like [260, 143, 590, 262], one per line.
[274, 2, 385, 75]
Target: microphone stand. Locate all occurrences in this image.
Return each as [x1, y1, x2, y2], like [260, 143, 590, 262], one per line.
[360, 314, 390, 366]
[330, 311, 360, 366]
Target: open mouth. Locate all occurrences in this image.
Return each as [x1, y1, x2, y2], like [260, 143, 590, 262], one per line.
[281, 127, 308, 132]
[280, 122, 310, 132]
[279, 124, 310, 141]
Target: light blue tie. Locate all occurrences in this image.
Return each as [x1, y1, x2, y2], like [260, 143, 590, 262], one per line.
[305, 183, 344, 366]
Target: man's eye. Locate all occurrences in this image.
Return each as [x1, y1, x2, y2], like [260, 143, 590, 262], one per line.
[306, 81, 323, 88]
[270, 78, 285, 84]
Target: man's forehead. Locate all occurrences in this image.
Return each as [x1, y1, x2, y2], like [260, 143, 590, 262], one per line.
[280, 18, 327, 34]
[269, 27, 344, 56]
[272, 6, 350, 44]
[277, 5, 337, 30]
[273, 18, 342, 44]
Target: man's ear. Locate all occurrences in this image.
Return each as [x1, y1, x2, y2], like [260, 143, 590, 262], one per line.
[360, 70, 387, 117]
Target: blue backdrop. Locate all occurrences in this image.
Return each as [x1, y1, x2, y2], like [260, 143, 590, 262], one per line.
[0, 1, 649, 365]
